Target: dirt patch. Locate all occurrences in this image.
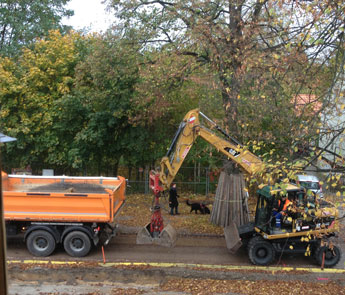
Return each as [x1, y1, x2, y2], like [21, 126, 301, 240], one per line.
[160, 278, 345, 295]
[8, 262, 345, 295]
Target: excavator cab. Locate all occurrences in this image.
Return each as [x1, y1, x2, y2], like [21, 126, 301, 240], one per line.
[225, 184, 305, 253]
[254, 184, 339, 236]
[254, 184, 305, 233]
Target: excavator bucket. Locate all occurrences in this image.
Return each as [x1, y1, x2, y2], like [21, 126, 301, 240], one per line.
[136, 223, 177, 247]
[224, 221, 242, 254]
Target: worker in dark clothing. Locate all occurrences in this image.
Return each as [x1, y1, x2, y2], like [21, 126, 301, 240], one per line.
[169, 183, 179, 215]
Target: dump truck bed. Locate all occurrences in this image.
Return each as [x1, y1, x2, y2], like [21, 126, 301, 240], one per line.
[2, 172, 126, 223]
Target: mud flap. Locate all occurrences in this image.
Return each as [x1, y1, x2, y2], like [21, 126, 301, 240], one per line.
[136, 223, 177, 247]
[224, 221, 242, 254]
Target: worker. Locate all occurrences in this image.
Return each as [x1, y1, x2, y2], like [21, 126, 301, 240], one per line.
[272, 194, 291, 229]
[169, 183, 179, 215]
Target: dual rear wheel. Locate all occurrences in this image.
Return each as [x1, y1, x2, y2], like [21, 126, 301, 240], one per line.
[26, 230, 56, 257]
[63, 231, 92, 257]
[26, 229, 92, 257]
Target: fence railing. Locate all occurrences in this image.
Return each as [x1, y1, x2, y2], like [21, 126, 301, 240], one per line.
[126, 166, 218, 195]
[126, 180, 218, 195]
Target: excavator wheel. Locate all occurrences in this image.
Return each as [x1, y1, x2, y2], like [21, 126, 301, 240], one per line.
[314, 245, 341, 268]
[247, 236, 275, 266]
[136, 223, 177, 247]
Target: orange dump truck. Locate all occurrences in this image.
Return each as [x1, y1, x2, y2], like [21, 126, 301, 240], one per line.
[2, 171, 126, 257]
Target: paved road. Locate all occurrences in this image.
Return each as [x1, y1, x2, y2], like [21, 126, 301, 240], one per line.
[6, 232, 345, 269]
[6, 232, 345, 295]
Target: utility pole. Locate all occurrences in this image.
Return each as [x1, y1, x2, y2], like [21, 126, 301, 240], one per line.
[0, 133, 17, 295]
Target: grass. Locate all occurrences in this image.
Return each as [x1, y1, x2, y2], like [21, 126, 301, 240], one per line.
[117, 193, 224, 235]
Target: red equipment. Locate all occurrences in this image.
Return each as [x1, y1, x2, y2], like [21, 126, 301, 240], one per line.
[149, 171, 164, 236]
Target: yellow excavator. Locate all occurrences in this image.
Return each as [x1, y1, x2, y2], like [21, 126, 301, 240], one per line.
[137, 109, 341, 267]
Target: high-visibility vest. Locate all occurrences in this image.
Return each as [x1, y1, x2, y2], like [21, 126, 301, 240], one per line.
[279, 199, 291, 215]
[278, 199, 291, 213]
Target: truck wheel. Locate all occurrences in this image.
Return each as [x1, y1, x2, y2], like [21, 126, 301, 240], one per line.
[248, 236, 275, 266]
[26, 230, 56, 257]
[314, 245, 341, 268]
[63, 231, 91, 257]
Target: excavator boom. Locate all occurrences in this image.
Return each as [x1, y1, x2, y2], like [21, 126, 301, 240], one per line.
[159, 109, 264, 190]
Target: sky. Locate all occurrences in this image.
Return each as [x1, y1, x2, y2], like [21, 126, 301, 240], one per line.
[62, 0, 115, 32]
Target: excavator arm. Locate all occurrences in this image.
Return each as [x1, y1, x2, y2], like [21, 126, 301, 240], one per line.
[142, 108, 263, 248]
[156, 109, 264, 190]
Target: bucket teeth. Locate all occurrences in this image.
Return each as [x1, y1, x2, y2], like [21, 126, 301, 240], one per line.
[136, 223, 177, 247]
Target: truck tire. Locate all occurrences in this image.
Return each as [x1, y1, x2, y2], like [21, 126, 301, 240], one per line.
[314, 245, 341, 268]
[63, 230, 91, 257]
[248, 236, 275, 266]
[26, 230, 56, 257]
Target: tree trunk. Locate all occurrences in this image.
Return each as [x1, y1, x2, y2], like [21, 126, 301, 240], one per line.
[136, 167, 140, 181]
[219, 2, 245, 141]
[128, 166, 132, 181]
[112, 161, 118, 177]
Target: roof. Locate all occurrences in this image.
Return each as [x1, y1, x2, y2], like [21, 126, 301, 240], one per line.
[257, 183, 303, 200]
[296, 174, 319, 182]
[294, 94, 322, 115]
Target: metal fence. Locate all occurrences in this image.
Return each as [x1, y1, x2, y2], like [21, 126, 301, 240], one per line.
[123, 166, 345, 197]
[126, 166, 219, 195]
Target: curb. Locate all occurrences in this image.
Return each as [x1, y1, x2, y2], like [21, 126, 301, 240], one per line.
[7, 259, 345, 274]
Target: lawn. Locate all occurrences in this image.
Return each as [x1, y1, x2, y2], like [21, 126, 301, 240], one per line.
[117, 193, 225, 235]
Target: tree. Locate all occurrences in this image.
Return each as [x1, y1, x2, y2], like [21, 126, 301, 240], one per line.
[73, 32, 144, 175]
[0, 0, 73, 56]
[0, 30, 84, 172]
[108, 0, 345, 175]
